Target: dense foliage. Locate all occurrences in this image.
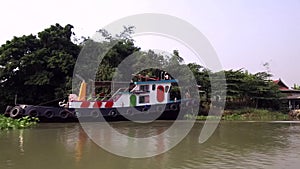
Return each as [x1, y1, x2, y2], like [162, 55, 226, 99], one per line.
[0, 24, 80, 111]
[223, 69, 283, 110]
[187, 66, 284, 114]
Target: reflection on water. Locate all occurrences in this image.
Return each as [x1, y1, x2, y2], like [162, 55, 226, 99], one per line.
[18, 130, 24, 154]
[1, 122, 300, 169]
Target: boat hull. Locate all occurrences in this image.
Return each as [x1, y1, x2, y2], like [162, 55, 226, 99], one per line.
[4, 100, 198, 122]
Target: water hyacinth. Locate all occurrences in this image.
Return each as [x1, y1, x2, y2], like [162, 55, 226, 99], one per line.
[0, 115, 39, 130]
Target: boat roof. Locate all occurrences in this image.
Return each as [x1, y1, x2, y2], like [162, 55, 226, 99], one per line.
[94, 79, 178, 87]
[134, 79, 178, 85]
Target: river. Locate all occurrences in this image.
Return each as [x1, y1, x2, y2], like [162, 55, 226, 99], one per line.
[1, 121, 300, 169]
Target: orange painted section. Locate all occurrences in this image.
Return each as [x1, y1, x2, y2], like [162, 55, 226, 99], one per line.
[78, 82, 87, 101]
[80, 101, 90, 108]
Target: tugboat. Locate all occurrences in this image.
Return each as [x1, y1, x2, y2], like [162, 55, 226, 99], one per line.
[4, 74, 198, 122]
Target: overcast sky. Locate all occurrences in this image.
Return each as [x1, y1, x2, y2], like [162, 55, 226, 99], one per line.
[1, 0, 299, 87]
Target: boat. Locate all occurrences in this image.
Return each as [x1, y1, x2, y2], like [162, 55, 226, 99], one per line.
[3, 74, 198, 122]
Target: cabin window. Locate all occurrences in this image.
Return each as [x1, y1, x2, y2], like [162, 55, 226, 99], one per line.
[168, 86, 172, 93]
[140, 85, 149, 92]
[139, 95, 150, 103]
[165, 86, 169, 93]
[152, 84, 156, 91]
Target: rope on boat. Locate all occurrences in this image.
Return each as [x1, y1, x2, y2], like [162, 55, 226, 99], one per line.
[36, 97, 66, 106]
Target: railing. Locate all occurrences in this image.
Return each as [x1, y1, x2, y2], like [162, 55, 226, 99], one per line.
[108, 87, 129, 101]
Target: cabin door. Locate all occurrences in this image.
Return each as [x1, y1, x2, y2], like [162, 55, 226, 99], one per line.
[157, 85, 165, 102]
[130, 95, 137, 107]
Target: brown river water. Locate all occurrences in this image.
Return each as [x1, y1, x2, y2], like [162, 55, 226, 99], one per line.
[1, 121, 300, 169]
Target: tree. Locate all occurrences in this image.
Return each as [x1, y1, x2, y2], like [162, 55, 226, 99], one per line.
[0, 24, 80, 111]
[223, 69, 282, 109]
[187, 63, 211, 101]
[94, 26, 140, 81]
[293, 84, 300, 90]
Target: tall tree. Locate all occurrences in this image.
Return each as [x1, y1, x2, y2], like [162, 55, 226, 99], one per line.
[95, 26, 140, 81]
[0, 24, 80, 111]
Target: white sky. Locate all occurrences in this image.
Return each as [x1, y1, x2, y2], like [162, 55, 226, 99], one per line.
[1, 0, 300, 87]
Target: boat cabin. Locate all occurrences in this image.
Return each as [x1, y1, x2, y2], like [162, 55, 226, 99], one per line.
[68, 78, 178, 109]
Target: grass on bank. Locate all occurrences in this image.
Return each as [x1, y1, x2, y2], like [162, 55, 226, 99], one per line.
[0, 115, 39, 130]
[185, 108, 290, 121]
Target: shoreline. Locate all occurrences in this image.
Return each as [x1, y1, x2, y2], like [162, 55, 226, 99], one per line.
[186, 108, 295, 121]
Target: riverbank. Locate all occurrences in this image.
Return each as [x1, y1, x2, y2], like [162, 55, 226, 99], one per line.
[0, 115, 39, 130]
[186, 108, 292, 121]
[0, 108, 293, 129]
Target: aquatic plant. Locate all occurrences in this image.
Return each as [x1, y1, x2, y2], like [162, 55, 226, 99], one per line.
[185, 108, 290, 121]
[0, 115, 39, 130]
[227, 108, 290, 121]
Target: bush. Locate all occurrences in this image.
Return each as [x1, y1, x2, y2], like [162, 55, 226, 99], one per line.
[185, 108, 290, 121]
[228, 108, 290, 121]
[0, 115, 39, 130]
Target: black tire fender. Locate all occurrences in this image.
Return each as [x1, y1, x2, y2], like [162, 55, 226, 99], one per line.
[9, 106, 23, 118]
[28, 109, 39, 117]
[108, 110, 117, 117]
[5, 106, 13, 115]
[170, 104, 178, 111]
[142, 107, 150, 114]
[59, 109, 71, 119]
[126, 109, 133, 116]
[91, 110, 100, 118]
[44, 109, 54, 119]
[156, 106, 164, 112]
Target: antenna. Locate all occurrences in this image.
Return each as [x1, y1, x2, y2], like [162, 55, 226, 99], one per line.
[14, 94, 18, 105]
[75, 74, 85, 82]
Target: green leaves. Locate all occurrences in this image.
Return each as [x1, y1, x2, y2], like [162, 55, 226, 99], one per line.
[223, 69, 282, 109]
[24, 71, 53, 85]
[185, 108, 289, 121]
[0, 115, 39, 130]
[0, 24, 80, 109]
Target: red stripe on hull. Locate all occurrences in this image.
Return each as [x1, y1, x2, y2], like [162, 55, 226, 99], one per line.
[93, 101, 102, 108]
[105, 101, 114, 108]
